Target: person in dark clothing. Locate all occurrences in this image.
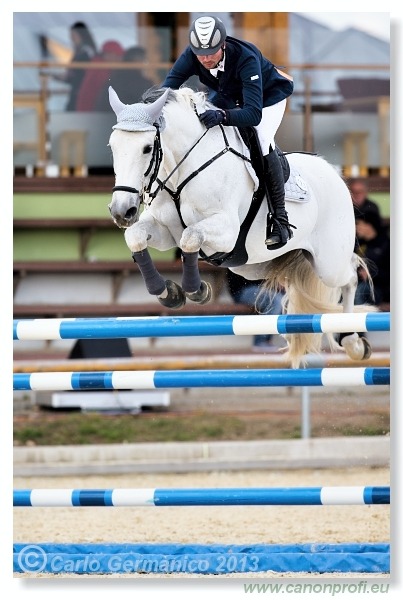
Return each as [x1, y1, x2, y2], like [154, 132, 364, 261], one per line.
[350, 179, 382, 221]
[96, 46, 155, 109]
[51, 21, 97, 111]
[354, 211, 390, 307]
[162, 15, 294, 250]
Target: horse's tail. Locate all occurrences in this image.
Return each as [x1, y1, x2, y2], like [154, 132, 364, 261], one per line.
[259, 249, 376, 368]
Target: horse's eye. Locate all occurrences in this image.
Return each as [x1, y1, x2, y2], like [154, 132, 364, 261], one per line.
[143, 145, 153, 154]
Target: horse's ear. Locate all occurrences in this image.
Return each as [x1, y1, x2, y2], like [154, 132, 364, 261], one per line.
[109, 86, 126, 117]
[143, 88, 170, 123]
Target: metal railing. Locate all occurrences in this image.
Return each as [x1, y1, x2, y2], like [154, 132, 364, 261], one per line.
[13, 61, 390, 177]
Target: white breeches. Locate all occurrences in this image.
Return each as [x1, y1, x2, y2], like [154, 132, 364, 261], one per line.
[254, 99, 287, 155]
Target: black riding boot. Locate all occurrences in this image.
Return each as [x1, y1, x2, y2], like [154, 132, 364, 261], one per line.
[264, 150, 294, 250]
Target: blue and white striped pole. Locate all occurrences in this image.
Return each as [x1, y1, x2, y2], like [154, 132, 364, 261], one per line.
[13, 313, 390, 341]
[13, 486, 390, 507]
[13, 367, 390, 391]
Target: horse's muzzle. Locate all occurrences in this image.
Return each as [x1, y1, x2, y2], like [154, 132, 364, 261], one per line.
[108, 203, 138, 228]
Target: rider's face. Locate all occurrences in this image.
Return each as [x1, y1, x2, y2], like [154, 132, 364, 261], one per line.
[196, 47, 224, 70]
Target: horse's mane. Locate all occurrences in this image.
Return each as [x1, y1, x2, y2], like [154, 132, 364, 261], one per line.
[141, 85, 176, 104]
[141, 85, 211, 112]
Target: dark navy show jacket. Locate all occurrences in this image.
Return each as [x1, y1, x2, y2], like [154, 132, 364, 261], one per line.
[162, 36, 293, 128]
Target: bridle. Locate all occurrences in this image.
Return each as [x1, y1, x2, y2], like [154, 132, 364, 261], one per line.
[112, 124, 163, 198]
[112, 120, 252, 229]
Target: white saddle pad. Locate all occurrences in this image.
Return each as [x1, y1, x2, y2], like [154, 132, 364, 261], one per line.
[285, 165, 310, 203]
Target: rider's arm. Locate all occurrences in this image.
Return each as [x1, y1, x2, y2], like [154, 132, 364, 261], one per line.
[223, 56, 293, 129]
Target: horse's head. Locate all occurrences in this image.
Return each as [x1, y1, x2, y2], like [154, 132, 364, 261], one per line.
[108, 86, 170, 228]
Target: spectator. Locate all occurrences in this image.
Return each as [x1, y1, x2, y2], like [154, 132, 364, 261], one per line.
[76, 40, 124, 111]
[349, 178, 382, 221]
[226, 270, 285, 351]
[51, 21, 97, 111]
[355, 211, 390, 308]
[96, 45, 155, 109]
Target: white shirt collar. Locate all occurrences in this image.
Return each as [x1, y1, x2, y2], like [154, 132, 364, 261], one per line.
[209, 52, 225, 77]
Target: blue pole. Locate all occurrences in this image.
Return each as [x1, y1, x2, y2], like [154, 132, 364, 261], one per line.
[13, 367, 390, 391]
[13, 486, 390, 507]
[13, 312, 390, 340]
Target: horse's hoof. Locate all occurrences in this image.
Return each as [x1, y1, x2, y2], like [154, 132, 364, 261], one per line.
[340, 333, 372, 361]
[185, 281, 212, 304]
[157, 280, 186, 309]
[361, 336, 372, 360]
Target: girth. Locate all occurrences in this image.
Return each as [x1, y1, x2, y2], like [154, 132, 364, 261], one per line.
[198, 182, 265, 267]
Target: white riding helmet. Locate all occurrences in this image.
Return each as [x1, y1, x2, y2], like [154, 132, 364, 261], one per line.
[189, 15, 226, 56]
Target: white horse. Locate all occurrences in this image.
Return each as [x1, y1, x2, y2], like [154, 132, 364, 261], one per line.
[108, 85, 373, 367]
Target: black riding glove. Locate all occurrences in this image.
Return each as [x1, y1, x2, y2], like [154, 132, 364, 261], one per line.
[199, 109, 226, 129]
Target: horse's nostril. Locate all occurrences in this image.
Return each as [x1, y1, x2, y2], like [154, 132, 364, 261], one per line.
[125, 207, 137, 221]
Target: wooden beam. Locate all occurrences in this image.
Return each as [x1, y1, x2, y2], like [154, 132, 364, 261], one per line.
[232, 13, 289, 67]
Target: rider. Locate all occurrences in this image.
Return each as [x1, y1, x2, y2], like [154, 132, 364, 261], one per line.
[162, 15, 294, 249]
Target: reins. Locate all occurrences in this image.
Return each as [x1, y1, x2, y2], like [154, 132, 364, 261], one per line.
[161, 124, 252, 197]
[149, 125, 210, 204]
[161, 124, 252, 200]
[150, 122, 252, 228]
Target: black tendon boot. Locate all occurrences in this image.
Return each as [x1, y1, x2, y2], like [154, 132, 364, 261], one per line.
[264, 150, 294, 249]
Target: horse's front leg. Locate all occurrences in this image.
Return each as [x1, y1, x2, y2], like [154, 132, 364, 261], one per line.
[179, 251, 212, 304]
[124, 220, 186, 309]
[179, 214, 239, 304]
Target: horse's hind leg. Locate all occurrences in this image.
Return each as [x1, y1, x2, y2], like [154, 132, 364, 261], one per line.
[181, 251, 212, 304]
[338, 255, 372, 360]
